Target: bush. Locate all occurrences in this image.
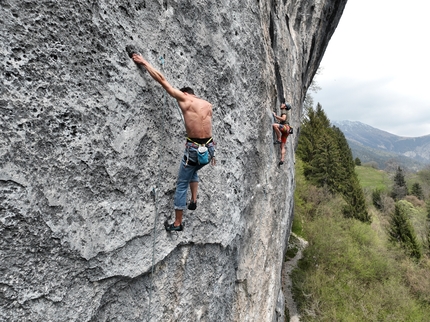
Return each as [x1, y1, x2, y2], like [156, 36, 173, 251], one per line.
[388, 202, 422, 260]
[402, 258, 430, 303]
[292, 209, 426, 321]
[292, 157, 430, 320]
[363, 161, 379, 169]
[381, 194, 395, 215]
[355, 157, 362, 166]
[405, 195, 425, 208]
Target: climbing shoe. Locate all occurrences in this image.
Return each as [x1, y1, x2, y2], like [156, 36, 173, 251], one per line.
[278, 161, 284, 166]
[274, 140, 282, 144]
[188, 200, 197, 210]
[164, 221, 183, 232]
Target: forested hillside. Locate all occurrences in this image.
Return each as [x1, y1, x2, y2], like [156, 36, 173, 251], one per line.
[297, 103, 369, 222]
[332, 120, 430, 171]
[290, 105, 430, 321]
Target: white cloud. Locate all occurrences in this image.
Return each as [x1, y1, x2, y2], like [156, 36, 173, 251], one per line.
[314, 77, 430, 137]
[313, 0, 430, 137]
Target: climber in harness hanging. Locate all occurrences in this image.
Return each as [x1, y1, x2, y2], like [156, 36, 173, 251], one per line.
[130, 50, 216, 232]
[272, 101, 293, 166]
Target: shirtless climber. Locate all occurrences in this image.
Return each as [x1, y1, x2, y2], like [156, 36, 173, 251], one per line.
[129, 50, 216, 232]
[272, 102, 292, 166]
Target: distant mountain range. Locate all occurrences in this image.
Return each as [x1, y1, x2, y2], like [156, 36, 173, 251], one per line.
[332, 121, 430, 171]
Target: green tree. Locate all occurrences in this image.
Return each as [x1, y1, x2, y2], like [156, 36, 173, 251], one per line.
[331, 127, 370, 222]
[388, 202, 422, 260]
[332, 126, 355, 190]
[417, 166, 430, 185]
[427, 199, 430, 220]
[342, 175, 371, 222]
[354, 157, 362, 166]
[305, 131, 339, 192]
[372, 188, 383, 210]
[297, 103, 331, 170]
[411, 182, 424, 200]
[391, 166, 408, 200]
[297, 104, 369, 223]
[394, 166, 407, 186]
[427, 228, 430, 255]
[427, 199, 430, 254]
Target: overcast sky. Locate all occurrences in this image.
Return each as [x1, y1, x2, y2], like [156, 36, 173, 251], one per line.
[312, 0, 430, 138]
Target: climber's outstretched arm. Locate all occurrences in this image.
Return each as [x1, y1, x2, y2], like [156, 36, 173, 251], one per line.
[132, 54, 186, 102]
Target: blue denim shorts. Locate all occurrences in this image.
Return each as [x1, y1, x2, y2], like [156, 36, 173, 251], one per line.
[173, 143, 215, 210]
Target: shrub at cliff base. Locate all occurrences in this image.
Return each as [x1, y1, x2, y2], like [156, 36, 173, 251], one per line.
[292, 203, 425, 320]
[291, 158, 430, 321]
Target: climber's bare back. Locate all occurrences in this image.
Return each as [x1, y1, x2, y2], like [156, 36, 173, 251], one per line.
[178, 96, 213, 139]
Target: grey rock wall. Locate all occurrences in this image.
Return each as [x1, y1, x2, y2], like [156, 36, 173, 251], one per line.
[0, 0, 346, 321]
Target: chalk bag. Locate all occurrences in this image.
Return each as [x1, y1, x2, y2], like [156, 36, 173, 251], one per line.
[197, 146, 209, 165]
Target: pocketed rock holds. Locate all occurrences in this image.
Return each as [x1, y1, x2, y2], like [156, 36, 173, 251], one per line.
[1, 0, 346, 321]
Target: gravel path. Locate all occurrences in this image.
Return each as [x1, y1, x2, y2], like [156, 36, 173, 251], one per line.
[282, 233, 309, 322]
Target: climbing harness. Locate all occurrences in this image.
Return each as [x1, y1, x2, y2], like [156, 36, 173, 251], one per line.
[186, 138, 214, 165]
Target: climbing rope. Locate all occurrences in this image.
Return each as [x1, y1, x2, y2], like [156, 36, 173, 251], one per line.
[147, 55, 168, 322]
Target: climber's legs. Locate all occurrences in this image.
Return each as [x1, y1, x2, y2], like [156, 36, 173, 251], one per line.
[272, 124, 282, 142]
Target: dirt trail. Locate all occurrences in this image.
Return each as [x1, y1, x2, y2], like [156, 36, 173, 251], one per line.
[282, 233, 308, 322]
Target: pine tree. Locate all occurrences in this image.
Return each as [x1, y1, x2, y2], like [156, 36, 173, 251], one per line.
[394, 166, 407, 186]
[427, 199, 430, 220]
[391, 166, 408, 200]
[372, 188, 383, 210]
[427, 199, 430, 254]
[297, 104, 369, 223]
[388, 202, 422, 260]
[297, 103, 330, 165]
[411, 183, 424, 200]
[305, 132, 339, 192]
[298, 105, 337, 189]
[331, 126, 355, 192]
[427, 226, 430, 255]
[342, 175, 371, 223]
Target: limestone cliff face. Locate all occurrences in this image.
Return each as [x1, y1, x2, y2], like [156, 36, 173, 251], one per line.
[1, 0, 346, 321]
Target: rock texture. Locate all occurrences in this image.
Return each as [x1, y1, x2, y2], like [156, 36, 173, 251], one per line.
[1, 0, 346, 321]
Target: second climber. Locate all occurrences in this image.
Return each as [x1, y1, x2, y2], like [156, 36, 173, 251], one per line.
[272, 101, 293, 166]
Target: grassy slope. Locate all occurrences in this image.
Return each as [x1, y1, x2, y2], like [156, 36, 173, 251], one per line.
[355, 165, 392, 192]
[291, 160, 430, 321]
